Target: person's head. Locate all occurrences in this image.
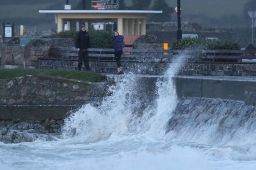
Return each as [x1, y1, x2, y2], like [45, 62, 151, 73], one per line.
[114, 31, 119, 36]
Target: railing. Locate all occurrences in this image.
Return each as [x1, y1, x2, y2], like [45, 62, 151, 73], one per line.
[40, 47, 165, 62]
[38, 48, 256, 69]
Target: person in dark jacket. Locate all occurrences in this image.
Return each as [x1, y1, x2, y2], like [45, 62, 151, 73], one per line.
[113, 31, 124, 74]
[75, 25, 90, 71]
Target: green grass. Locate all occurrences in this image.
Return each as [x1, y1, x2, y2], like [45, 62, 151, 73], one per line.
[0, 69, 106, 82]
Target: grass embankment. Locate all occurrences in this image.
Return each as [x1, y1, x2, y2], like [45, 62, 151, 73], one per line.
[0, 69, 106, 82]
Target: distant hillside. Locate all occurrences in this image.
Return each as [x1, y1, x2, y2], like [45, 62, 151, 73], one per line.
[0, 0, 82, 30]
[0, 0, 60, 30]
[0, 0, 251, 31]
[167, 0, 249, 18]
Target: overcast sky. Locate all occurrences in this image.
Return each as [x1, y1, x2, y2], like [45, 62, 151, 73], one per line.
[0, 0, 251, 28]
[170, 0, 248, 18]
[0, 0, 250, 17]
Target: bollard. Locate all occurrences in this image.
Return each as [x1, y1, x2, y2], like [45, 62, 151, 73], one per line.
[163, 42, 169, 56]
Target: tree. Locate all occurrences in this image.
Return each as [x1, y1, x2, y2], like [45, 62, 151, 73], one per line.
[150, 0, 174, 22]
[118, 0, 126, 10]
[190, 22, 202, 32]
[130, 0, 152, 10]
[75, 0, 91, 10]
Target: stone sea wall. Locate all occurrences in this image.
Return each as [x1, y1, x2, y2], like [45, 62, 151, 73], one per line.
[0, 75, 107, 120]
[0, 74, 107, 143]
[0, 75, 256, 143]
[38, 59, 256, 76]
[0, 76, 106, 105]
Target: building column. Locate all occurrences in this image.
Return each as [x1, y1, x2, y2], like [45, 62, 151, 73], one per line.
[135, 19, 140, 35]
[137, 19, 142, 35]
[131, 19, 135, 35]
[76, 21, 80, 31]
[117, 17, 124, 35]
[124, 19, 128, 36]
[128, 19, 132, 35]
[57, 16, 63, 33]
[141, 19, 146, 35]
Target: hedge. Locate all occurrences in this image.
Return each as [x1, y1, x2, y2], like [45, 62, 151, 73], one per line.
[58, 30, 113, 48]
[173, 39, 240, 50]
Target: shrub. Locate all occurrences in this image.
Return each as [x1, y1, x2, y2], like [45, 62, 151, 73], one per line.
[89, 31, 113, 48]
[134, 34, 160, 44]
[205, 40, 240, 50]
[57, 30, 113, 48]
[173, 39, 240, 50]
[173, 38, 202, 50]
[57, 31, 77, 38]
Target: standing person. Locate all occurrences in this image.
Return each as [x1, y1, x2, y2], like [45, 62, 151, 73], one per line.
[75, 25, 90, 71]
[113, 31, 124, 74]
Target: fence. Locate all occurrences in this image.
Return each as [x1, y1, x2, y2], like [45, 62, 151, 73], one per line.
[38, 48, 256, 71]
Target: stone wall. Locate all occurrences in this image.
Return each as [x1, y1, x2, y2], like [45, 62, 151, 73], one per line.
[180, 63, 256, 76]
[175, 76, 256, 106]
[0, 38, 74, 67]
[115, 75, 256, 106]
[1, 75, 256, 143]
[0, 76, 106, 105]
[89, 61, 256, 76]
[2, 38, 256, 77]
[0, 45, 47, 67]
[0, 45, 25, 66]
[1, 74, 256, 120]
[37, 58, 256, 76]
[0, 76, 107, 120]
[94, 62, 256, 76]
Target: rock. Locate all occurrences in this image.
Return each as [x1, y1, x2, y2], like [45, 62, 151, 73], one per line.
[0, 120, 63, 143]
[14, 53, 25, 65]
[72, 84, 79, 90]
[7, 80, 14, 88]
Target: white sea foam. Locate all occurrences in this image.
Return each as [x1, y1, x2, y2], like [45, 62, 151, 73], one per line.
[1, 53, 256, 170]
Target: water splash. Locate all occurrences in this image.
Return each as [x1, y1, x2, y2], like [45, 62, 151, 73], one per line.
[62, 52, 189, 143]
[2, 52, 256, 169]
[62, 73, 141, 142]
[146, 53, 189, 138]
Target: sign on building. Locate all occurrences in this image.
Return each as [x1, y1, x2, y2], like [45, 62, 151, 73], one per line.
[3, 23, 14, 38]
[91, 0, 119, 10]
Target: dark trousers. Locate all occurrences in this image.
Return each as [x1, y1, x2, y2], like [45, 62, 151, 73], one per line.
[78, 49, 90, 71]
[114, 51, 123, 67]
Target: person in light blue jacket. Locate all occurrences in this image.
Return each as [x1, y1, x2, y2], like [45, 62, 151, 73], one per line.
[113, 31, 124, 74]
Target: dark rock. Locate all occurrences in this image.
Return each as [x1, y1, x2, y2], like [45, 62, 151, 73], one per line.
[0, 120, 63, 143]
[48, 46, 62, 58]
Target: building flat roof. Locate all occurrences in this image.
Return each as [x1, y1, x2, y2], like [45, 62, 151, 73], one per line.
[39, 10, 162, 14]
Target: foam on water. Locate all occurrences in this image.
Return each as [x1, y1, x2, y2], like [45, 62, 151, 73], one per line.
[1, 53, 256, 170]
[62, 73, 141, 143]
[62, 53, 189, 142]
